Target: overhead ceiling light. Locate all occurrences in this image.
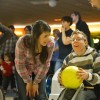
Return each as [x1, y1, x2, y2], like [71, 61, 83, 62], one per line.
[93, 38, 99, 43]
[49, 0, 57, 7]
[54, 18, 61, 22]
[31, 0, 48, 5]
[31, 0, 59, 7]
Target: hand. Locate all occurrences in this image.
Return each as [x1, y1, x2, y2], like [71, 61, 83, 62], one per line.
[77, 68, 89, 81]
[61, 26, 65, 34]
[32, 83, 39, 97]
[26, 81, 33, 97]
[3, 70, 6, 74]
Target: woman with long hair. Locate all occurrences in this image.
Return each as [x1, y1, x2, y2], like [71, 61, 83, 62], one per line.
[15, 20, 54, 100]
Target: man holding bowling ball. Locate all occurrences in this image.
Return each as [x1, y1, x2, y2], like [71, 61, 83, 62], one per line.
[58, 30, 100, 100]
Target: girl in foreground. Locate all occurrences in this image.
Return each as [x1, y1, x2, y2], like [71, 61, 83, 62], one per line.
[15, 20, 54, 100]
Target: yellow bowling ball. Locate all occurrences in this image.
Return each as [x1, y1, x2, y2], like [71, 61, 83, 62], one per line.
[61, 66, 82, 89]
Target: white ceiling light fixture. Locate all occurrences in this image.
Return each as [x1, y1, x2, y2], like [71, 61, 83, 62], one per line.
[31, 0, 58, 7]
[93, 38, 99, 44]
[49, 0, 57, 7]
[31, 0, 48, 5]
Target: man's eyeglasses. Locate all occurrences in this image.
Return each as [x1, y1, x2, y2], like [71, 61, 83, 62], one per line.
[71, 38, 84, 42]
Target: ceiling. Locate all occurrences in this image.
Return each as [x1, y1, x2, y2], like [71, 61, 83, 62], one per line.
[0, 0, 100, 26]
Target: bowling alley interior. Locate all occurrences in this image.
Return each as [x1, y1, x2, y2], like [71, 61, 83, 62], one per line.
[0, 0, 100, 100]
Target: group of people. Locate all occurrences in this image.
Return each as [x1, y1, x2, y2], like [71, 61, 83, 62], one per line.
[0, 11, 99, 100]
[0, 25, 18, 93]
[0, 24, 32, 93]
[49, 11, 92, 76]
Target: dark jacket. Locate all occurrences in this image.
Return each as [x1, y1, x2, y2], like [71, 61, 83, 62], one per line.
[76, 20, 91, 46]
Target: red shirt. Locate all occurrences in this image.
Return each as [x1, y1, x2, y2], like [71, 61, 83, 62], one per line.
[2, 62, 14, 77]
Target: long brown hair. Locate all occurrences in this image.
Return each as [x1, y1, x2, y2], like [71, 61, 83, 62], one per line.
[24, 20, 51, 64]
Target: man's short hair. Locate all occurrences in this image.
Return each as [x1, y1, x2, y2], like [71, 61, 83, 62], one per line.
[71, 11, 81, 20]
[61, 16, 73, 26]
[24, 25, 32, 32]
[8, 25, 15, 30]
[71, 29, 88, 42]
[53, 29, 60, 37]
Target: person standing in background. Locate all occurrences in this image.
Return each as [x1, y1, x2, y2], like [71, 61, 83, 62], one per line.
[54, 16, 73, 73]
[0, 25, 18, 92]
[5, 25, 18, 61]
[24, 25, 32, 34]
[0, 23, 13, 88]
[0, 53, 14, 93]
[47, 29, 60, 76]
[0, 25, 18, 61]
[71, 11, 92, 46]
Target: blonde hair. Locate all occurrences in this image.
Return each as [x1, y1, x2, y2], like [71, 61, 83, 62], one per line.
[71, 29, 88, 47]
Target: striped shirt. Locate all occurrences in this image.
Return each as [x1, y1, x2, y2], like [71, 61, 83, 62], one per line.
[15, 35, 54, 84]
[61, 46, 100, 85]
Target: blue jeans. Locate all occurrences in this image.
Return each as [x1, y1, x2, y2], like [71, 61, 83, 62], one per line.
[15, 71, 46, 100]
[54, 59, 63, 73]
[76, 90, 96, 100]
[47, 61, 56, 76]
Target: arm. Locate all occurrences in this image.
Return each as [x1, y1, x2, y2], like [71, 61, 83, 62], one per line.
[61, 27, 71, 45]
[0, 64, 6, 74]
[33, 40, 54, 84]
[0, 65, 4, 71]
[13, 35, 18, 48]
[77, 53, 100, 85]
[0, 24, 13, 45]
[15, 37, 32, 83]
[87, 54, 100, 85]
[15, 36, 39, 97]
[53, 43, 59, 52]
